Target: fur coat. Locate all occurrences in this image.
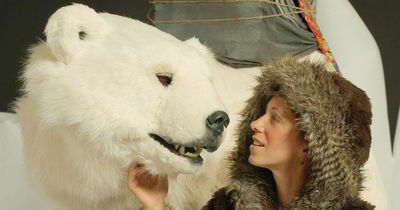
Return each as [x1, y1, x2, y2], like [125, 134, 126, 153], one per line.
[203, 58, 374, 210]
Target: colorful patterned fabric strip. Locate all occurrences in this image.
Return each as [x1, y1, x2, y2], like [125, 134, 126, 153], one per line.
[298, 0, 341, 74]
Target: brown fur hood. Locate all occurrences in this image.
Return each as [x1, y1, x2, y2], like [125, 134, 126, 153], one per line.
[211, 58, 374, 209]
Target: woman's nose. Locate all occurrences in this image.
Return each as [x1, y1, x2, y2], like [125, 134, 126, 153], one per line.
[250, 118, 264, 133]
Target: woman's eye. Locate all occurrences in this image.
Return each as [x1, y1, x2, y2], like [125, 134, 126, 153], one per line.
[270, 115, 279, 123]
[156, 73, 173, 86]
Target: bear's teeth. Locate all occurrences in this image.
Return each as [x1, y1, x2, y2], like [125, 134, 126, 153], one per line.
[184, 147, 202, 157]
[195, 148, 203, 155]
[178, 146, 185, 155]
[185, 152, 197, 158]
[174, 145, 202, 158]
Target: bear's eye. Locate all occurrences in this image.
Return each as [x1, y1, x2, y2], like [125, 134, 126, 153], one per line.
[156, 73, 173, 86]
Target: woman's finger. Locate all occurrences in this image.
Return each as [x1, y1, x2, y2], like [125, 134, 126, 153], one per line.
[128, 164, 145, 189]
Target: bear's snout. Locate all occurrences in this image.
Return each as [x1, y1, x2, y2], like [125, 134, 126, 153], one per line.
[206, 111, 230, 135]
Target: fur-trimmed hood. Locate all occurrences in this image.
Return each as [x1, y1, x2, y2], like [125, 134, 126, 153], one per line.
[219, 57, 374, 209]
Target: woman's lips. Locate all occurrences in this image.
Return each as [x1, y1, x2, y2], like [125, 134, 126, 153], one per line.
[251, 136, 265, 147]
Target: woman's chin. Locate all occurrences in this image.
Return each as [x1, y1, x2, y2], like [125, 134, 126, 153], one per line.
[248, 154, 261, 167]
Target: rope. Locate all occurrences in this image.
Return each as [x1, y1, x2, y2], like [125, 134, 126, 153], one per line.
[148, 10, 304, 24]
[148, 0, 312, 24]
[149, 0, 304, 12]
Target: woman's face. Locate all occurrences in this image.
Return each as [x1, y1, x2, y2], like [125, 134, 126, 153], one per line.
[249, 96, 306, 170]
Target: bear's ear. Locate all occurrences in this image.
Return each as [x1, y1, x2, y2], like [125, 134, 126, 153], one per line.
[184, 37, 215, 58]
[44, 4, 111, 64]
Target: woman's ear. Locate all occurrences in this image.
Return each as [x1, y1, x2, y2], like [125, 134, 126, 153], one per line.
[297, 130, 306, 143]
[298, 139, 308, 165]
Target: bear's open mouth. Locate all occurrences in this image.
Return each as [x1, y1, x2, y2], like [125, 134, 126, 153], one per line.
[149, 133, 203, 163]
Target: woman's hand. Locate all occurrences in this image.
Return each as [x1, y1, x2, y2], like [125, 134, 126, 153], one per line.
[128, 164, 168, 210]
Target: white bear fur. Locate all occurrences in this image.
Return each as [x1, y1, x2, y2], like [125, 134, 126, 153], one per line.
[16, 4, 236, 210]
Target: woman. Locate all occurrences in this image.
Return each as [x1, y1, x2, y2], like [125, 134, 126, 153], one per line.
[129, 57, 374, 209]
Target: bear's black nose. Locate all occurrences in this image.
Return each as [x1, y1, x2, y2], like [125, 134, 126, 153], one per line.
[206, 111, 230, 135]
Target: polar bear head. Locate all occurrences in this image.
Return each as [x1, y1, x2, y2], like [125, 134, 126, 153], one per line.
[17, 4, 229, 175]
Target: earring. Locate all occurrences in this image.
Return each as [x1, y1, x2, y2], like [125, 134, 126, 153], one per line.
[299, 155, 305, 165]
